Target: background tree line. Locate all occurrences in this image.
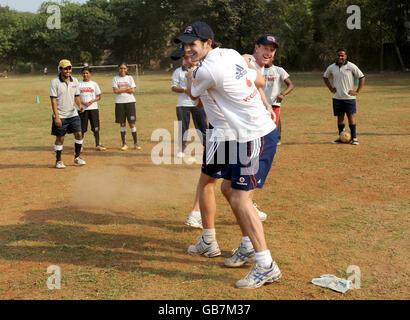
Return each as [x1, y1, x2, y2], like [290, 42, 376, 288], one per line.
[0, 0, 409, 72]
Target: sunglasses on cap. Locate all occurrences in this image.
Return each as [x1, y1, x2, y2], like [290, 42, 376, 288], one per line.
[61, 66, 72, 70]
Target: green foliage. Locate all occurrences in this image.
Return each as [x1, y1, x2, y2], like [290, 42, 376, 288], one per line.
[0, 0, 408, 70]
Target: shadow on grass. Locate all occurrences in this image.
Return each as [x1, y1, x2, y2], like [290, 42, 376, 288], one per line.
[0, 207, 236, 283]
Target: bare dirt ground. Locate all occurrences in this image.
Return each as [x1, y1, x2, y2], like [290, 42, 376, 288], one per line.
[0, 72, 408, 300]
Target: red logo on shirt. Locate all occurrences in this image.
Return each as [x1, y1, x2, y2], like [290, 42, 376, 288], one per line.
[243, 89, 258, 102]
[81, 87, 94, 93]
[346, 69, 351, 71]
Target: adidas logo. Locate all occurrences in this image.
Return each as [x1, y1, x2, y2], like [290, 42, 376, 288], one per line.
[235, 64, 247, 80]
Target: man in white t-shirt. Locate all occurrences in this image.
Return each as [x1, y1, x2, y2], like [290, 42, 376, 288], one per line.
[263, 41, 294, 145]
[171, 44, 207, 158]
[175, 21, 281, 289]
[323, 48, 365, 145]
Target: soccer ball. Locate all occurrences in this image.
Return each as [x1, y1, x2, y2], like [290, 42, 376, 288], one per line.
[340, 131, 351, 143]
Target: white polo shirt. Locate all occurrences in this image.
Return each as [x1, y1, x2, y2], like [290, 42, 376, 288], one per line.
[263, 65, 290, 106]
[49, 75, 80, 119]
[79, 80, 102, 110]
[112, 75, 136, 104]
[323, 61, 365, 100]
[191, 48, 275, 143]
[171, 67, 198, 107]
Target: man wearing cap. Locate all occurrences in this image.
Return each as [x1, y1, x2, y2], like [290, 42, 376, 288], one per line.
[323, 48, 365, 145]
[49, 59, 86, 168]
[171, 44, 208, 159]
[262, 36, 295, 145]
[175, 22, 281, 289]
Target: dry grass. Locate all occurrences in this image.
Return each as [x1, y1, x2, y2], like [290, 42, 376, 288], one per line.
[0, 71, 409, 300]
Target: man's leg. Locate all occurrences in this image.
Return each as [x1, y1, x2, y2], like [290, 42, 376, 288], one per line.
[191, 107, 208, 147]
[73, 131, 85, 164]
[185, 175, 203, 229]
[347, 113, 358, 144]
[187, 172, 221, 257]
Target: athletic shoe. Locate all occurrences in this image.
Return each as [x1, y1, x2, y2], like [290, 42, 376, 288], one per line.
[96, 145, 106, 151]
[253, 203, 267, 222]
[332, 138, 343, 144]
[235, 261, 282, 289]
[351, 138, 359, 145]
[186, 156, 197, 164]
[187, 236, 221, 257]
[55, 161, 66, 169]
[277, 140, 282, 146]
[176, 152, 185, 158]
[121, 144, 128, 151]
[74, 157, 86, 166]
[185, 212, 203, 229]
[134, 144, 142, 150]
[224, 243, 255, 267]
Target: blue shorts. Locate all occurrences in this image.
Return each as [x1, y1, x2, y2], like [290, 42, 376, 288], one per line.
[333, 99, 356, 116]
[231, 129, 277, 190]
[201, 129, 278, 190]
[51, 115, 82, 136]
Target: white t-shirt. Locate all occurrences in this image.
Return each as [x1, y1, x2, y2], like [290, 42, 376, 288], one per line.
[171, 67, 198, 107]
[263, 65, 290, 106]
[191, 48, 275, 143]
[79, 80, 102, 110]
[323, 61, 365, 100]
[49, 75, 80, 119]
[112, 75, 136, 104]
[200, 91, 236, 142]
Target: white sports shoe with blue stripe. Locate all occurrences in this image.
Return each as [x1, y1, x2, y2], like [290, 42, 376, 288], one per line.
[224, 243, 255, 267]
[187, 236, 221, 258]
[235, 261, 281, 289]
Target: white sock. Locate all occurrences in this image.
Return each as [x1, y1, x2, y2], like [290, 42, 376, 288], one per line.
[255, 250, 273, 268]
[202, 228, 216, 244]
[241, 236, 253, 250]
[191, 210, 201, 219]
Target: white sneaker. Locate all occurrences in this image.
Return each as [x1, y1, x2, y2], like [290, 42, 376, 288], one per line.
[134, 144, 142, 150]
[187, 236, 221, 257]
[185, 212, 203, 229]
[55, 161, 66, 169]
[224, 243, 255, 267]
[121, 144, 128, 151]
[74, 157, 86, 166]
[235, 261, 282, 289]
[253, 203, 267, 221]
[96, 145, 106, 151]
[350, 138, 359, 145]
[176, 152, 185, 158]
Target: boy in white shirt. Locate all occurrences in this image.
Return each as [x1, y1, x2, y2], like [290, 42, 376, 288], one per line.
[171, 44, 207, 158]
[79, 66, 106, 151]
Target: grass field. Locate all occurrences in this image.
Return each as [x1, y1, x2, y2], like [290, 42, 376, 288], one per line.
[0, 71, 409, 300]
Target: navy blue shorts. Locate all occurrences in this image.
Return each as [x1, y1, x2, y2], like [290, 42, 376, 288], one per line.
[333, 99, 356, 116]
[201, 129, 278, 190]
[51, 115, 82, 136]
[201, 139, 236, 179]
[231, 129, 277, 190]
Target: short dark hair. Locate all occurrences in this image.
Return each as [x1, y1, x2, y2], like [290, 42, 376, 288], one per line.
[118, 62, 128, 68]
[336, 48, 347, 54]
[81, 66, 92, 73]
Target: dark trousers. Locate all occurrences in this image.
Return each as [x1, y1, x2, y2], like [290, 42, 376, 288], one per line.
[176, 106, 207, 152]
